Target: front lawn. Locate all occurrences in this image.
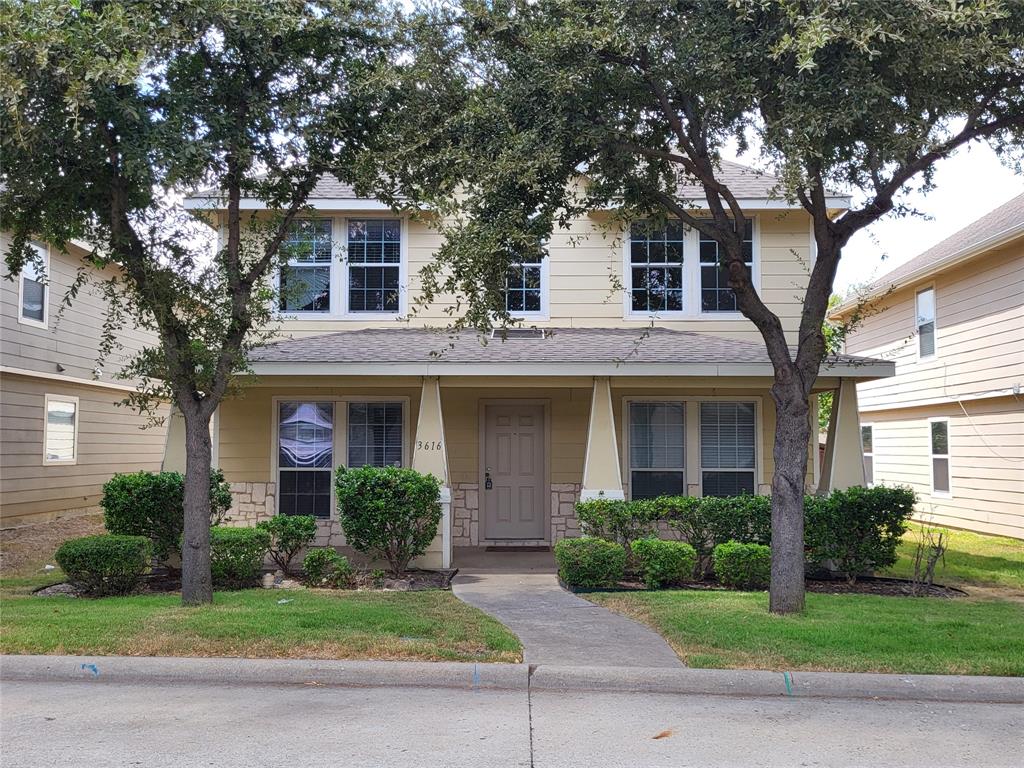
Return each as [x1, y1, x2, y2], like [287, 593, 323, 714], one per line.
[589, 590, 1024, 676]
[882, 525, 1024, 592]
[0, 588, 522, 663]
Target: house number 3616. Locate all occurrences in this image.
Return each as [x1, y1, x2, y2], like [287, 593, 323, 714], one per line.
[416, 440, 443, 451]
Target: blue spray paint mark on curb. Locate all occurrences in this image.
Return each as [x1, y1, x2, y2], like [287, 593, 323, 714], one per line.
[472, 664, 481, 689]
[782, 671, 793, 696]
[80, 663, 99, 677]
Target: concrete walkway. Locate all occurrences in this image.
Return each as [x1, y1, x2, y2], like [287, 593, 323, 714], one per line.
[452, 571, 683, 667]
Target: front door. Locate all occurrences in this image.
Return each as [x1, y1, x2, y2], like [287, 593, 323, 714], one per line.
[483, 404, 546, 540]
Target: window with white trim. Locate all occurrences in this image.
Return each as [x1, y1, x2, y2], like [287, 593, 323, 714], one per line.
[278, 402, 334, 517]
[19, 241, 48, 326]
[916, 287, 936, 358]
[700, 402, 756, 497]
[504, 251, 545, 315]
[347, 402, 403, 468]
[699, 219, 754, 312]
[629, 222, 685, 313]
[279, 219, 333, 313]
[347, 219, 401, 313]
[930, 419, 950, 496]
[861, 424, 874, 486]
[627, 402, 685, 499]
[44, 396, 78, 464]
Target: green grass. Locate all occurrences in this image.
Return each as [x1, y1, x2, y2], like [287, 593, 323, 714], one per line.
[0, 588, 522, 662]
[881, 526, 1024, 591]
[589, 590, 1024, 675]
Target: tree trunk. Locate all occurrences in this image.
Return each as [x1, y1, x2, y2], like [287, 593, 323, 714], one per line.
[181, 409, 214, 605]
[768, 366, 811, 614]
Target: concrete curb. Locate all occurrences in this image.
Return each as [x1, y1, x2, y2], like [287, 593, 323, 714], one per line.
[3, 656, 1023, 704]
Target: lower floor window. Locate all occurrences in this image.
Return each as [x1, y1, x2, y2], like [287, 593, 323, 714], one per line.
[348, 402, 403, 468]
[44, 395, 78, 463]
[700, 402, 756, 497]
[628, 401, 685, 499]
[930, 419, 950, 495]
[861, 424, 874, 486]
[278, 402, 334, 517]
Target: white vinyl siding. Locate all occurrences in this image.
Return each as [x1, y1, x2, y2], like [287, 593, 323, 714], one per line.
[700, 401, 756, 496]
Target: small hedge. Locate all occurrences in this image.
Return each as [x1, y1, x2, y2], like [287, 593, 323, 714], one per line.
[101, 469, 232, 561]
[631, 538, 697, 589]
[713, 541, 771, 590]
[54, 535, 152, 597]
[554, 536, 626, 588]
[575, 497, 659, 549]
[210, 527, 271, 589]
[302, 548, 352, 588]
[256, 514, 317, 575]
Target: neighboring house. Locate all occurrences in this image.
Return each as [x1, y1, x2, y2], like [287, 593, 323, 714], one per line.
[0, 235, 170, 528]
[178, 163, 893, 568]
[832, 193, 1024, 539]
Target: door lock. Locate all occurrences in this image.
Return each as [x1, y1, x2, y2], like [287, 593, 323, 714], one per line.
[485, 468, 493, 490]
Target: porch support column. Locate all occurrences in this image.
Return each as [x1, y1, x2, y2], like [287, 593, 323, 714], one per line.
[817, 378, 865, 493]
[412, 376, 452, 568]
[581, 377, 625, 501]
[161, 405, 187, 473]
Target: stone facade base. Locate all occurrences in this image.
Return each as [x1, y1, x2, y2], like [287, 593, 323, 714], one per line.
[452, 481, 581, 546]
[226, 482, 343, 547]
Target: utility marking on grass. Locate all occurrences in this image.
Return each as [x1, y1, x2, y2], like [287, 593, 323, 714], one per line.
[782, 671, 793, 696]
[80, 663, 99, 677]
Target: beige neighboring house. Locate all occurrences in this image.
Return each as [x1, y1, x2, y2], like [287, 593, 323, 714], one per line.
[832, 193, 1024, 539]
[173, 163, 894, 568]
[0, 235, 170, 528]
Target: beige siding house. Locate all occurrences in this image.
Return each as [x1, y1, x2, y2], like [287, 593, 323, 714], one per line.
[181, 164, 892, 568]
[0, 235, 170, 527]
[833, 193, 1024, 539]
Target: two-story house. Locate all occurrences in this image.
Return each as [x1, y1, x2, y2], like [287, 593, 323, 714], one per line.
[181, 163, 893, 568]
[832, 193, 1024, 539]
[0, 235, 170, 528]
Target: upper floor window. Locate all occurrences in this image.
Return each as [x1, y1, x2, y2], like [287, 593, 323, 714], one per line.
[19, 241, 49, 327]
[279, 219, 332, 313]
[504, 250, 546, 316]
[699, 220, 754, 312]
[916, 287, 936, 358]
[629, 222, 684, 313]
[347, 219, 401, 313]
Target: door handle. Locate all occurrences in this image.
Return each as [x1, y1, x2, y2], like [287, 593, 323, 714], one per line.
[485, 469, 493, 490]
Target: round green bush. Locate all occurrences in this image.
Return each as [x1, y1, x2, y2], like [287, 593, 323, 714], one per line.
[554, 536, 626, 588]
[631, 538, 697, 589]
[256, 514, 318, 575]
[713, 541, 771, 590]
[54, 534, 152, 597]
[210, 527, 271, 589]
[301, 547, 352, 587]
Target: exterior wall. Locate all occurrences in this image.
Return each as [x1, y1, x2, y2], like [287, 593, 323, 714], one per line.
[0, 373, 169, 527]
[266, 208, 814, 345]
[865, 396, 1024, 539]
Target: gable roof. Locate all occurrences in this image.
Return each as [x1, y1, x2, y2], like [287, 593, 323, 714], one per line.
[833, 192, 1024, 315]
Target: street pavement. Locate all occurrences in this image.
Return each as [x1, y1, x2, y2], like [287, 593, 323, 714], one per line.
[2, 675, 1020, 767]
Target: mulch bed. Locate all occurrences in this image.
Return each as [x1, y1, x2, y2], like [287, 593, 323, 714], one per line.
[566, 575, 966, 598]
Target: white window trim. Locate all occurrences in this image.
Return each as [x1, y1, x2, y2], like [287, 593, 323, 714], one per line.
[272, 215, 409, 322]
[621, 217, 761, 321]
[928, 416, 952, 499]
[504, 251, 551, 321]
[43, 393, 79, 466]
[270, 395, 412, 518]
[620, 396, 763, 500]
[17, 242, 50, 329]
[915, 284, 937, 361]
[861, 422, 874, 488]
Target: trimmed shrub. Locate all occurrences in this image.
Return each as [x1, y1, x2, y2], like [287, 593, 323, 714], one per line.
[210, 527, 271, 589]
[655, 494, 770, 577]
[256, 515, 317, 575]
[55, 535, 152, 597]
[805, 485, 916, 583]
[554, 536, 626, 588]
[713, 541, 771, 590]
[575, 497, 659, 549]
[631, 538, 697, 589]
[335, 466, 442, 576]
[101, 469, 233, 561]
[301, 548, 353, 588]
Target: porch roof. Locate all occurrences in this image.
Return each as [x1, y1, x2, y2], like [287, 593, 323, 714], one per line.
[248, 327, 893, 379]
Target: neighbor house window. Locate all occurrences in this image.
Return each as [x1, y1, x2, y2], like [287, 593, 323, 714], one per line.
[44, 395, 78, 464]
[700, 402, 756, 497]
[278, 402, 334, 517]
[19, 241, 49, 326]
[504, 251, 545, 315]
[629, 222, 685, 313]
[699, 219, 754, 312]
[628, 402, 685, 499]
[930, 419, 950, 496]
[861, 424, 874, 486]
[347, 402, 403, 468]
[347, 219, 401, 313]
[279, 219, 333, 313]
[916, 287, 936, 358]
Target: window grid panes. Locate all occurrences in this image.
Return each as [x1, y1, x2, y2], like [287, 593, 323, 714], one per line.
[629, 222, 685, 313]
[861, 425, 874, 486]
[278, 402, 334, 518]
[348, 219, 401, 313]
[21, 242, 47, 322]
[700, 402, 756, 497]
[347, 402, 403, 468]
[505, 253, 544, 314]
[628, 402, 685, 500]
[45, 399, 76, 462]
[699, 220, 754, 312]
[930, 420, 950, 495]
[916, 288, 936, 358]
[279, 220, 333, 313]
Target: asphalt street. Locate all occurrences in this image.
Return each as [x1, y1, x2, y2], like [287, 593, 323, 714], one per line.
[2, 677, 1019, 767]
